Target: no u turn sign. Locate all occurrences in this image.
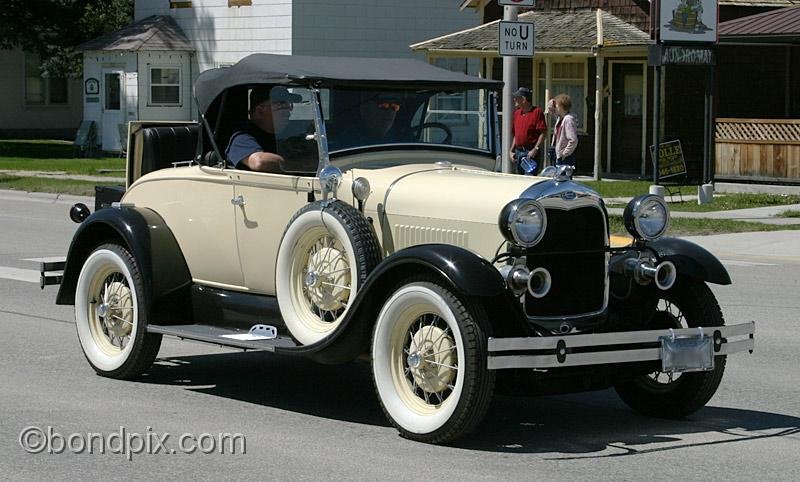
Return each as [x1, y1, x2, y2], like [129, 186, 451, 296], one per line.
[499, 21, 534, 57]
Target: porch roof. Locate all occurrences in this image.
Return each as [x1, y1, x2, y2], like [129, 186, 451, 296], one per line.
[720, 5, 800, 37]
[77, 15, 193, 52]
[410, 10, 651, 55]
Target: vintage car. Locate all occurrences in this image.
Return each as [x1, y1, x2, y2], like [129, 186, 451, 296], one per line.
[46, 54, 755, 444]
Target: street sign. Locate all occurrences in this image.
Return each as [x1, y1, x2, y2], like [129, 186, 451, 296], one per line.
[499, 21, 534, 57]
[659, 0, 718, 44]
[498, 0, 536, 6]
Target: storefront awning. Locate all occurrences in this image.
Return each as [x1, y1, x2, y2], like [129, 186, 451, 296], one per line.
[720, 5, 800, 41]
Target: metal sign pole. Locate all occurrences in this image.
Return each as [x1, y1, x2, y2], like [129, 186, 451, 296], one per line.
[501, 5, 519, 174]
[653, 63, 661, 186]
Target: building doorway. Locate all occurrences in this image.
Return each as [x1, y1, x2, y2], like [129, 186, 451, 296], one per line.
[102, 70, 124, 151]
[609, 62, 646, 175]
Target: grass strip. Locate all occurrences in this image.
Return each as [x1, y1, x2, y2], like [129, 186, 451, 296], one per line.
[0, 174, 120, 197]
[0, 139, 124, 176]
[775, 210, 800, 218]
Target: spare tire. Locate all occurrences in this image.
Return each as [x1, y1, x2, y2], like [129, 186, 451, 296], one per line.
[276, 200, 381, 345]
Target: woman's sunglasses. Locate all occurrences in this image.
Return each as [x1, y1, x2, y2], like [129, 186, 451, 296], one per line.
[377, 101, 401, 112]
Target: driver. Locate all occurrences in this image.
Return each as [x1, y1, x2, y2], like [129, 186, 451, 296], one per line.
[225, 86, 302, 172]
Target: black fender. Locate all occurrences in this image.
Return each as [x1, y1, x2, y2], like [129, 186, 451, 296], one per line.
[56, 206, 192, 321]
[276, 243, 525, 364]
[647, 237, 731, 285]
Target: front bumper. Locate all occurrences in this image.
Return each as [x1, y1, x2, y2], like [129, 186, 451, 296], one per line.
[487, 321, 755, 370]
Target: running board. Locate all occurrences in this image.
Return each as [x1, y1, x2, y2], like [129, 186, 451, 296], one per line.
[147, 324, 298, 351]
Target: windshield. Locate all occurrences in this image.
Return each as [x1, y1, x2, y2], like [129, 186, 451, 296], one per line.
[238, 86, 496, 174]
[324, 87, 494, 153]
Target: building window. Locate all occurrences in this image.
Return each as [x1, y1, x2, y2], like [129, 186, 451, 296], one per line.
[24, 53, 68, 106]
[150, 67, 181, 105]
[537, 61, 587, 130]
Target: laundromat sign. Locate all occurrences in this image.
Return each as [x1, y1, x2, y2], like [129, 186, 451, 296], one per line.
[648, 45, 715, 66]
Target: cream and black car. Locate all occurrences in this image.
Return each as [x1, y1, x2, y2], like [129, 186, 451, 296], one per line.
[47, 54, 755, 444]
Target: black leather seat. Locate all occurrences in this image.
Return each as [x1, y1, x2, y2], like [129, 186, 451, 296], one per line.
[140, 125, 200, 176]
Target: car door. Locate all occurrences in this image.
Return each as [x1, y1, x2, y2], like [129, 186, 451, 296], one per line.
[231, 171, 315, 295]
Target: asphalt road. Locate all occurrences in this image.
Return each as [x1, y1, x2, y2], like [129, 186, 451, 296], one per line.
[1, 191, 798, 479]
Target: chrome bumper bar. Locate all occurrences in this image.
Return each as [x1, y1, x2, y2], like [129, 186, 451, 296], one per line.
[487, 322, 755, 370]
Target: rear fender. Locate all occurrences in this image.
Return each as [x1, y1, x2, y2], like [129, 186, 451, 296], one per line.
[56, 207, 192, 321]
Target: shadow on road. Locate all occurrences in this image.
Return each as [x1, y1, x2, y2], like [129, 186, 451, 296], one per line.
[140, 351, 800, 454]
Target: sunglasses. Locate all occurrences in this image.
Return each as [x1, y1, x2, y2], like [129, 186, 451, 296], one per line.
[271, 100, 293, 111]
[377, 101, 401, 112]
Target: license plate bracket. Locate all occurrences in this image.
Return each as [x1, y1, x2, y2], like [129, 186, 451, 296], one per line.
[660, 330, 714, 373]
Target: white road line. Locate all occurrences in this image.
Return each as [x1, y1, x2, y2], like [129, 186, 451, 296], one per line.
[721, 259, 777, 267]
[0, 266, 40, 284]
[23, 257, 66, 263]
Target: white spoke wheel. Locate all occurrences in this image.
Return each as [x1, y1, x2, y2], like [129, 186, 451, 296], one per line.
[277, 201, 380, 345]
[615, 278, 727, 418]
[372, 281, 494, 444]
[75, 244, 161, 379]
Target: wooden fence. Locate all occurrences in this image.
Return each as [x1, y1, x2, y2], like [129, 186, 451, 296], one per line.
[715, 118, 800, 182]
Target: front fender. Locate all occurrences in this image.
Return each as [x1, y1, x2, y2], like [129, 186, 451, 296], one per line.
[647, 237, 731, 285]
[56, 207, 192, 317]
[276, 244, 513, 364]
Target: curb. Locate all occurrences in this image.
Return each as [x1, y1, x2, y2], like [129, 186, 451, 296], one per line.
[0, 188, 93, 205]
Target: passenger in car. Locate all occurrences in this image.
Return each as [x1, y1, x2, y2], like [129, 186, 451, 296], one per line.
[330, 91, 401, 149]
[225, 86, 302, 172]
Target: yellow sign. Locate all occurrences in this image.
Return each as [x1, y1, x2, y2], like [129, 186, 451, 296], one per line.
[649, 140, 687, 180]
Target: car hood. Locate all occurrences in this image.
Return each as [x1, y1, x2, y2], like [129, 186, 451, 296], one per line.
[350, 164, 550, 225]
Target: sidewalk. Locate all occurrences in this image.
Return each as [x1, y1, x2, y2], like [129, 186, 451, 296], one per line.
[605, 203, 800, 226]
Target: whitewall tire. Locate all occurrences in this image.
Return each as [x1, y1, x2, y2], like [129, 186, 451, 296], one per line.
[372, 281, 494, 444]
[75, 244, 161, 379]
[276, 201, 380, 345]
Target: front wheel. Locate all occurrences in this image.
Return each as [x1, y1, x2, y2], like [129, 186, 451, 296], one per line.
[371, 280, 494, 444]
[614, 278, 727, 418]
[74, 243, 161, 379]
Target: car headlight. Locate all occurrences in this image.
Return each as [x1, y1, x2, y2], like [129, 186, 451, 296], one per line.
[623, 194, 670, 241]
[499, 199, 547, 248]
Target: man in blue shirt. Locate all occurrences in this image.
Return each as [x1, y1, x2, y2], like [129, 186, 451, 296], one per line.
[225, 86, 301, 172]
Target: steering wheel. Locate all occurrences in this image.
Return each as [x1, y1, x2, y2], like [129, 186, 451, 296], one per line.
[409, 122, 453, 145]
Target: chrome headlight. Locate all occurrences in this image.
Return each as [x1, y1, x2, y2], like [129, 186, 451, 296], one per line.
[499, 199, 547, 248]
[623, 194, 670, 241]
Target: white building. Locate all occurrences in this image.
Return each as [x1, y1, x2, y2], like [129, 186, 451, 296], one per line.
[81, 0, 478, 151]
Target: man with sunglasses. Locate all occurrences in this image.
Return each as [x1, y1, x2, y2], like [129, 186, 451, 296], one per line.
[225, 86, 301, 172]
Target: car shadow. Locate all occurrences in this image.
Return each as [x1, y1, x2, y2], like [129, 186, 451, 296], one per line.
[139, 351, 800, 454]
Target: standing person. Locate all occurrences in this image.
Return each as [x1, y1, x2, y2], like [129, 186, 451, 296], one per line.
[509, 87, 546, 175]
[225, 86, 301, 172]
[547, 93, 578, 167]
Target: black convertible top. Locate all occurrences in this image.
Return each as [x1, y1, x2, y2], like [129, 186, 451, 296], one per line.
[194, 53, 502, 113]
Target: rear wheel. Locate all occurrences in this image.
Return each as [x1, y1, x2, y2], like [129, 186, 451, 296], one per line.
[74, 243, 161, 379]
[614, 278, 726, 418]
[372, 280, 494, 444]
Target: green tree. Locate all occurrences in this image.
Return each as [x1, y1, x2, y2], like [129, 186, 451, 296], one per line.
[0, 0, 133, 78]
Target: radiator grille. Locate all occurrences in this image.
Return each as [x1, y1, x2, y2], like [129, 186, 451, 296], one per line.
[524, 206, 607, 318]
[394, 224, 469, 249]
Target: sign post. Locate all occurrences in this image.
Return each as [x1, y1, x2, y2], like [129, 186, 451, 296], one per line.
[649, 0, 718, 203]
[498, 1, 535, 173]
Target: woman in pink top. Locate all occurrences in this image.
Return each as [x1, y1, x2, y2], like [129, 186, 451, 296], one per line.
[547, 94, 578, 166]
